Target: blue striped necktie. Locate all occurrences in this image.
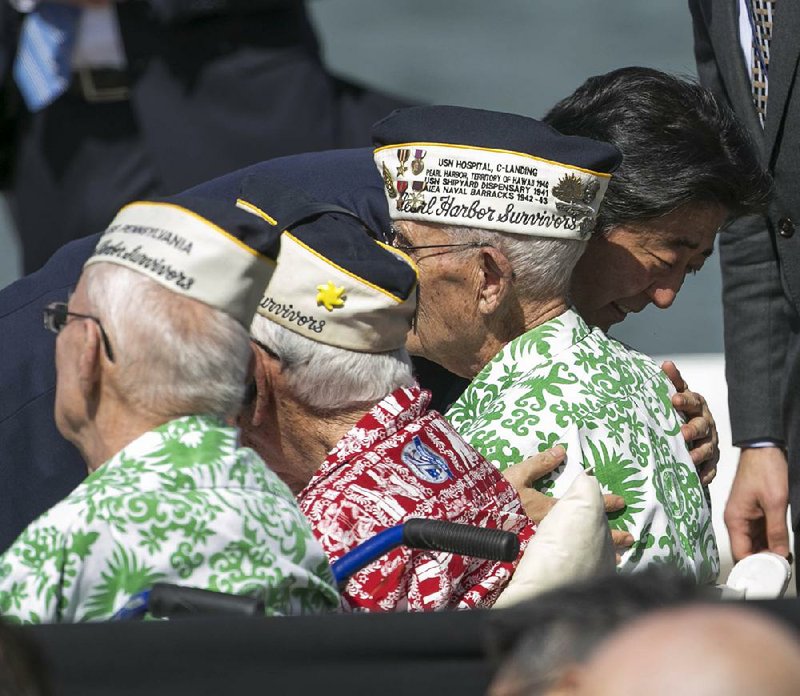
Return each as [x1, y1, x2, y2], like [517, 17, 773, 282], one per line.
[13, 3, 80, 112]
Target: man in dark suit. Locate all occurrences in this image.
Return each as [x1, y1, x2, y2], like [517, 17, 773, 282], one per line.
[1, 0, 407, 273]
[690, 0, 800, 563]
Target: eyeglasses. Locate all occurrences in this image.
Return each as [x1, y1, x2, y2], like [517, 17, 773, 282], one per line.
[43, 301, 115, 362]
[388, 224, 493, 255]
[391, 241, 493, 253]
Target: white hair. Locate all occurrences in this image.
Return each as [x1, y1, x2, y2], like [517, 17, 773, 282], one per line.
[250, 313, 414, 412]
[442, 224, 587, 301]
[83, 263, 251, 420]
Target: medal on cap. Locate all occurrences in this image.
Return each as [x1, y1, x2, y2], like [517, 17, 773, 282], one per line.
[396, 149, 410, 177]
[411, 149, 427, 175]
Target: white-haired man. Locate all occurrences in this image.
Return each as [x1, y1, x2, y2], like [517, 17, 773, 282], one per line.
[235, 175, 534, 612]
[0, 196, 339, 623]
[373, 105, 719, 581]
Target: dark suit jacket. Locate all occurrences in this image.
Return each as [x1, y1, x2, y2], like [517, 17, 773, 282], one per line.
[690, 0, 800, 446]
[0, 147, 389, 552]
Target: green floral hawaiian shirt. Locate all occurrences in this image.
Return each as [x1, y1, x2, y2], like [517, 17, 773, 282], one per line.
[0, 415, 339, 623]
[447, 309, 719, 582]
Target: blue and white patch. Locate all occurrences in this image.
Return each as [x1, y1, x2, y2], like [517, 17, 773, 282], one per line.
[401, 436, 453, 484]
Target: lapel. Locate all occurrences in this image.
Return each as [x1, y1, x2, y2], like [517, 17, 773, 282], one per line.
[703, 0, 765, 156]
[763, 0, 800, 161]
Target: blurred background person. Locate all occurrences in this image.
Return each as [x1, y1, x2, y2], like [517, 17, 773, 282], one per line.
[576, 604, 800, 696]
[486, 568, 702, 696]
[0, 0, 408, 273]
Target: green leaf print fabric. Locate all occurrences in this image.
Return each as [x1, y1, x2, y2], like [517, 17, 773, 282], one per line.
[447, 309, 718, 582]
[0, 415, 339, 623]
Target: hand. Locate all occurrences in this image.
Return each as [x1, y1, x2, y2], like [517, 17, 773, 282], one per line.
[611, 529, 634, 564]
[724, 447, 790, 562]
[502, 446, 627, 523]
[661, 360, 719, 486]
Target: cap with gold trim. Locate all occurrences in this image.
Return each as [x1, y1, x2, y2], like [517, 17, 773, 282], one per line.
[236, 174, 418, 353]
[83, 195, 281, 328]
[372, 105, 622, 241]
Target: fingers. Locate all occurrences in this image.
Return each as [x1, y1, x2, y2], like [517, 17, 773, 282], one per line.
[678, 392, 720, 480]
[611, 529, 634, 564]
[516, 489, 557, 525]
[504, 446, 566, 489]
[661, 360, 687, 392]
[603, 494, 625, 513]
[611, 529, 634, 548]
[695, 460, 717, 487]
[764, 499, 792, 559]
[681, 415, 710, 442]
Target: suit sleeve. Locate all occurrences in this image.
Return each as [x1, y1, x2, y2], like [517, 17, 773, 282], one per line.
[720, 214, 789, 444]
[689, 0, 788, 444]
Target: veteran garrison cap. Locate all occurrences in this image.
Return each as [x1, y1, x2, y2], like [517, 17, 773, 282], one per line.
[372, 105, 622, 240]
[84, 195, 281, 327]
[235, 173, 418, 353]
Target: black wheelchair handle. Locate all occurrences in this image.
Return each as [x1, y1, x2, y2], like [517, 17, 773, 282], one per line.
[402, 518, 520, 563]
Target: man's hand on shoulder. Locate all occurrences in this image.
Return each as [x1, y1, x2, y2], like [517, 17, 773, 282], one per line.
[724, 447, 790, 562]
[661, 360, 719, 485]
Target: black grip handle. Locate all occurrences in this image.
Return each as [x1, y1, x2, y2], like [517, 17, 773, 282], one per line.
[148, 583, 265, 619]
[402, 518, 520, 562]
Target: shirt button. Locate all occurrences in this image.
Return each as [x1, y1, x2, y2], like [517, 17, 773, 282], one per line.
[778, 217, 795, 238]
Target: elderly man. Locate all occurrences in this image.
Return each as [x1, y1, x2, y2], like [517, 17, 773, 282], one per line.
[373, 104, 725, 580]
[235, 174, 534, 612]
[0, 195, 339, 622]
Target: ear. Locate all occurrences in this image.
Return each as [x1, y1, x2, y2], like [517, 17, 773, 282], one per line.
[477, 246, 514, 315]
[77, 320, 103, 399]
[247, 342, 278, 428]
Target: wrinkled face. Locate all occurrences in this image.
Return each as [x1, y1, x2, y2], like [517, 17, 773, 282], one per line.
[392, 222, 485, 376]
[571, 203, 727, 331]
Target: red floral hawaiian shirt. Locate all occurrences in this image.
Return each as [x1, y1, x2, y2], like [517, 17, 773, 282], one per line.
[298, 385, 534, 611]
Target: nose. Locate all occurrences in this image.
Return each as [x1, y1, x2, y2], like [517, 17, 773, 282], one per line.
[646, 272, 685, 310]
[648, 286, 678, 309]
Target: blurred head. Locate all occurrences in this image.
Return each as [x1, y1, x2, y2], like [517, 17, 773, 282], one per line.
[487, 568, 701, 696]
[55, 263, 251, 460]
[544, 67, 771, 330]
[576, 605, 800, 696]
